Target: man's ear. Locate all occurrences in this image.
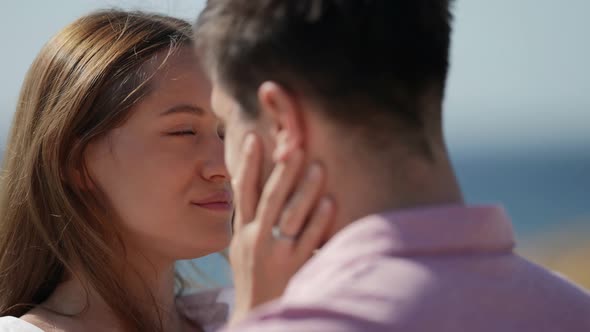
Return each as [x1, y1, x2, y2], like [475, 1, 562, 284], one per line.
[257, 81, 304, 162]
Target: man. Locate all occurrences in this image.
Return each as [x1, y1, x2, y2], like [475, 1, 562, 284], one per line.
[195, 1, 590, 331]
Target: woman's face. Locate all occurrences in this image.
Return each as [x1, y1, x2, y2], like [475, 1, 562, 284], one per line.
[85, 47, 231, 261]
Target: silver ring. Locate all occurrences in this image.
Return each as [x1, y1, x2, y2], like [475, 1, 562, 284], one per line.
[271, 225, 297, 241]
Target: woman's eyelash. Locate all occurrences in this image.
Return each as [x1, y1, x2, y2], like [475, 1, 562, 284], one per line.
[169, 130, 196, 136]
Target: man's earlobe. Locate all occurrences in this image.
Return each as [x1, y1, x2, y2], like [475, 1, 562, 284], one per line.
[273, 130, 299, 162]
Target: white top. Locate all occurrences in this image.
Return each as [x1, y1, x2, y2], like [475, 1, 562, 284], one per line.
[0, 316, 43, 332]
[0, 287, 234, 332]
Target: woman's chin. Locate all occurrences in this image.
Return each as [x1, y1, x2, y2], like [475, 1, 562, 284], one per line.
[174, 234, 231, 260]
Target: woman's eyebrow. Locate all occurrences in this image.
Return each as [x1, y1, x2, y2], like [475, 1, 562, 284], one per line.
[160, 105, 205, 116]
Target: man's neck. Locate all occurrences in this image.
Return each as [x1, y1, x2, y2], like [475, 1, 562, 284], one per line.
[319, 144, 464, 240]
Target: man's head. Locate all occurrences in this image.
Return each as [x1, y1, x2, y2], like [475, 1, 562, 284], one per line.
[196, 0, 454, 189]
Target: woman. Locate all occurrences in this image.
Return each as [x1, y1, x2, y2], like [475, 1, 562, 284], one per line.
[0, 10, 231, 331]
[0, 8, 331, 331]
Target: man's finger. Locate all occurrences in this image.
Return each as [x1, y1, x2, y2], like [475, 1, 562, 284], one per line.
[232, 134, 262, 231]
[276, 163, 324, 239]
[255, 149, 304, 236]
[295, 196, 334, 260]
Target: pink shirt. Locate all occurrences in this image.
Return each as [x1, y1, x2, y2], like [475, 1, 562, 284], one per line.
[223, 205, 590, 332]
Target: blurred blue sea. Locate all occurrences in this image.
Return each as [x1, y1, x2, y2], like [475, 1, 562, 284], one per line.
[453, 148, 589, 238]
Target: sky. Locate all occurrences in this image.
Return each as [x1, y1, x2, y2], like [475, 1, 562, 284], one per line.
[0, 0, 588, 155]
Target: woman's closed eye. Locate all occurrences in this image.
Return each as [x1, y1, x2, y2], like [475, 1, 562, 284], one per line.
[168, 129, 196, 136]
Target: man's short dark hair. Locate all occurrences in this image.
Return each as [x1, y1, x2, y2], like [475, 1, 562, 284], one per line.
[196, 0, 454, 156]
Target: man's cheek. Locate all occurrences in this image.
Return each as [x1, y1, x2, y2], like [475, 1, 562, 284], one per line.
[226, 137, 241, 179]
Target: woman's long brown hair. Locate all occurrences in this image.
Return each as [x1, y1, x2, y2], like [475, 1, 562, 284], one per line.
[0, 10, 194, 331]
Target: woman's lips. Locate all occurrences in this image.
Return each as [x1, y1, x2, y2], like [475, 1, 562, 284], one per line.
[192, 201, 232, 211]
[192, 191, 233, 211]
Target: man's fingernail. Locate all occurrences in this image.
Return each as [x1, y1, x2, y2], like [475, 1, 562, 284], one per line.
[244, 134, 255, 150]
[308, 163, 322, 179]
[320, 196, 333, 212]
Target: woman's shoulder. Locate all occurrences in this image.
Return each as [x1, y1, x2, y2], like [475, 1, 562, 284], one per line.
[177, 287, 234, 332]
[0, 316, 44, 332]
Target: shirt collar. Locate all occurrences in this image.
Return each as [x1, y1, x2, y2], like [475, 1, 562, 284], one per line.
[319, 204, 515, 259]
